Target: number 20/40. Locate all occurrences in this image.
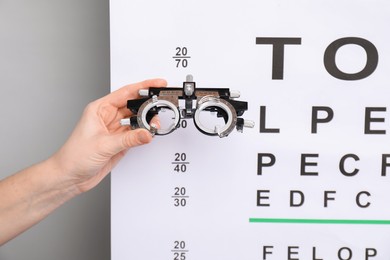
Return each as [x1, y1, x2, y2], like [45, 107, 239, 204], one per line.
[174, 153, 187, 173]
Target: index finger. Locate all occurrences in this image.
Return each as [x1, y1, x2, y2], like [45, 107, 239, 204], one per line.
[107, 78, 167, 108]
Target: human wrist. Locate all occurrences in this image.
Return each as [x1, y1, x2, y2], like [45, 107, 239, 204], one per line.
[0, 156, 81, 244]
[39, 156, 82, 203]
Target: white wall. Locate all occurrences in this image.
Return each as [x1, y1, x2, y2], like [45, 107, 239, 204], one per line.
[0, 0, 110, 259]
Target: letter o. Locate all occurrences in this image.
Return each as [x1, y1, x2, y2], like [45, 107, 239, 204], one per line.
[338, 247, 353, 260]
[324, 37, 378, 80]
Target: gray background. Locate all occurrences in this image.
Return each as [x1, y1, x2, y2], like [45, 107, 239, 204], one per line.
[0, 0, 111, 259]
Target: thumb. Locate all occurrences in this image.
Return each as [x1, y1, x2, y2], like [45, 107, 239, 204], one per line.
[110, 129, 153, 154]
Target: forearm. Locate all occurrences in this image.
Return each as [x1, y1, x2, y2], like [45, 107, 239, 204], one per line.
[0, 79, 164, 245]
[0, 158, 80, 245]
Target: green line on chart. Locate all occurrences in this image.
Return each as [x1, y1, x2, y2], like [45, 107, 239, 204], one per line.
[249, 218, 390, 225]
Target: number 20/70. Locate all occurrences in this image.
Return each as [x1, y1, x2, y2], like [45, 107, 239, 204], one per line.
[175, 47, 188, 68]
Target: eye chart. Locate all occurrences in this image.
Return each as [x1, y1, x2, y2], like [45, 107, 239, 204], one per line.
[110, 1, 390, 259]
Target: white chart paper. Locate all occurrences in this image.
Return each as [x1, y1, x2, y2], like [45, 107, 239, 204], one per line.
[111, 1, 390, 259]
